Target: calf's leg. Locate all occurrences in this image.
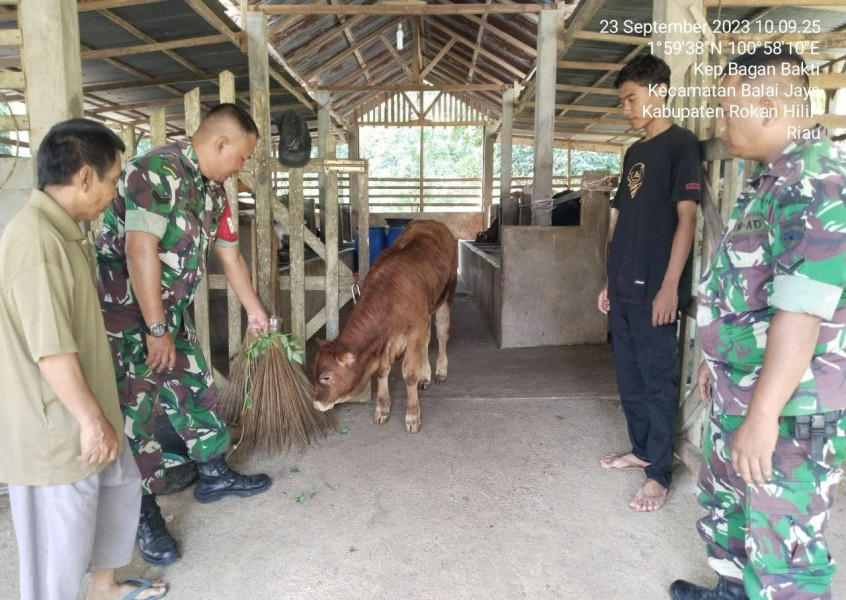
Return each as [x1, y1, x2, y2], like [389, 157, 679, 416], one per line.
[374, 363, 392, 424]
[402, 326, 427, 433]
[418, 320, 432, 390]
[434, 301, 452, 383]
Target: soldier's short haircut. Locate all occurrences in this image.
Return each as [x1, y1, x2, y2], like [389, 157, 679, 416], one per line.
[727, 45, 809, 90]
[37, 118, 126, 191]
[203, 103, 259, 137]
[614, 54, 671, 89]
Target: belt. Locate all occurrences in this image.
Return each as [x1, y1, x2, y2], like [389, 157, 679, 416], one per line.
[794, 411, 842, 461]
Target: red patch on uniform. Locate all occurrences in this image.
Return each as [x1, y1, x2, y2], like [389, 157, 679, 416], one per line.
[685, 182, 701, 191]
[217, 201, 238, 243]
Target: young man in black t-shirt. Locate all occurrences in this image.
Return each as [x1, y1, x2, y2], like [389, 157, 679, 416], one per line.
[597, 55, 701, 512]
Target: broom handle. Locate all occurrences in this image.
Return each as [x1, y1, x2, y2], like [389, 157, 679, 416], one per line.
[270, 315, 281, 333]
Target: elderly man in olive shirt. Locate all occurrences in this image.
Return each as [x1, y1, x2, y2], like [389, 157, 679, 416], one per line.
[0, 120, 166, 600]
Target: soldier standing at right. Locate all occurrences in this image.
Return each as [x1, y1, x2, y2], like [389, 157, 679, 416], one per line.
[671, 47, 846, 600]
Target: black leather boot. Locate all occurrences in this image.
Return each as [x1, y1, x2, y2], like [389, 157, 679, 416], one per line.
[137, 494, 180, 566]
[194, 455, 271, 503]
[670, 576, 748, 600]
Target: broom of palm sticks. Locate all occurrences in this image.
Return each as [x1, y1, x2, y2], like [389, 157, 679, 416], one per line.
[227, 317, 337, 457]
[218, 330, 259, 426]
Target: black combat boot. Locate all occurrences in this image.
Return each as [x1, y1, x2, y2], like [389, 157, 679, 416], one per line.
[137, 494, 181, 566]
[670, 576, 748, 600]
[194, 455, 271, 503]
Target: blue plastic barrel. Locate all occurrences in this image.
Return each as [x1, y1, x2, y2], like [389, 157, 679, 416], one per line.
[386, 226, 404, 247]
[355, 226, 387, 269]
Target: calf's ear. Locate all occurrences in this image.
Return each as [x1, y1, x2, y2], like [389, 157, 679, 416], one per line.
[338, 352, 356, 366]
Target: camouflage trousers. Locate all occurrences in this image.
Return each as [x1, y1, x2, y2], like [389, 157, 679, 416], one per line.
[107, 322, 230, 496]
[697, 411, 846, 599]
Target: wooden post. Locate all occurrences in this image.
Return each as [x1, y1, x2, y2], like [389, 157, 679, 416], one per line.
[289, 169, 306, 345]
[418, 119, 424, 212]
[20, 0, 82, 171]
[150, 106, 167, 148]
[531, 8, 557, 226]
[183, 88, 212, 362]
[317, 89, 331, 234]
[499, 86, 515, 225]
[357, 170, 370, 283]
[218, 70, 243, 362]
[481, 124, 495, 228]
[325, 168, 339, 340]
[118, 127, 137, 166]
[348, 125, 361, 243]
[246, 11, 275, 312]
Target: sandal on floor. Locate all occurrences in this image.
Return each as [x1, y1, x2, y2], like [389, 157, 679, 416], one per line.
[120, 578, 169, 600]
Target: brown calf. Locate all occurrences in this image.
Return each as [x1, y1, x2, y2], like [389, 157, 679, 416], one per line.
[313, 220, 457, 433]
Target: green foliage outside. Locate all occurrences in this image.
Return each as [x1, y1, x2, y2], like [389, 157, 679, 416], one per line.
[358, 124, 620, 180]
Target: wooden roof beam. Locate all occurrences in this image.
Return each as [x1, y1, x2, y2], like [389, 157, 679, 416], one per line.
[183, 0, 316, 111]
[429, 20, 527, 80]
[78, 0, 166, 11]
[259, 4, 548, 16]
[80, 34, 227, 61]
[573, 31, 650, 46]
[304, 17, 401, 82]
[523, 102, 623, 114]
[704, 0, 845, 6]
[330, 0, 372, 83]
[432, 47, 504, 86]
[412, 16, 423, 82]
[320, 83, 508, 93]
[467, 0, 491, 81]
[379, 34, 414, 80]
[433, 2, 537, 57]
[285, 16, 365, 64]
[558, 60, 621, 71]
[420, 37, 457, 81]
[98, 8, 205, 75]
[556, 84, 618, 96]
[83, 68, 249, 93]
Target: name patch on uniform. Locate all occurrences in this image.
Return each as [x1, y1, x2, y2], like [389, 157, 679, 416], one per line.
[685, 182, 700, 191]
[780, 217, 805, 251]
[732, 214, 767, 237]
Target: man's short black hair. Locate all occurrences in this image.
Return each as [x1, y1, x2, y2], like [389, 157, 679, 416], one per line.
[204, 103, 259, 137]
[37, 118, 125, 191]
[727, 45, 809, 89]
[614, 54, 671, 89]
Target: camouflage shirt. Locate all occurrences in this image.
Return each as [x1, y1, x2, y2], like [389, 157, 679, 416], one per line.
[697, 126, 846, 416]
[96, 139, 238, 333]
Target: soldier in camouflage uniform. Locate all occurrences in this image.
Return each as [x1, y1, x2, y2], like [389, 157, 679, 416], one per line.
[671, 48, 846, 600]
[96, 104, 271, 567]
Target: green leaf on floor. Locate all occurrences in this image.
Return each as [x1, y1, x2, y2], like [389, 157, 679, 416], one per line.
[340, 427, 349, 434]
[289, 466, 300, 473]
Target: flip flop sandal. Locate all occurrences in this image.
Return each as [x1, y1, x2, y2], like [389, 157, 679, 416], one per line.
[120, 578, 169, 600]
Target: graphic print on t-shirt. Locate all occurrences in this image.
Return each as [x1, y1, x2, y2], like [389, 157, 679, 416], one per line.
[627, 163, 645, 199]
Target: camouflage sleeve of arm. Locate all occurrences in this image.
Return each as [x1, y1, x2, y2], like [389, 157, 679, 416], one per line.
[123, 155, 178, 239]
[771, 164, 846, 320]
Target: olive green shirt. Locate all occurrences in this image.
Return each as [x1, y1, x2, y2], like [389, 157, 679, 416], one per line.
[0, 190, 125, 485]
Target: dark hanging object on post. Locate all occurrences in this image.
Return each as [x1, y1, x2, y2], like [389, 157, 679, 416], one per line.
[275, 110, 312, 168]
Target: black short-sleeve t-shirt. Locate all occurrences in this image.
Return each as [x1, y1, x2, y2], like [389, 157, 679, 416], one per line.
[608, 124, 702, 307]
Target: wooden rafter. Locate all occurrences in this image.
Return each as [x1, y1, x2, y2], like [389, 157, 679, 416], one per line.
[285, 15, 366, 64]
[468, 0, 492, 81]
[412, 17, 422, 82]
[83, 68, 249, 94]
[420, 36, 456, 81]
[379, 34, 413, 80]
[78, 0, 166, 11]
[330, 0, 372, 83]
[259, 4, 549, 16]
[98, 8, 204, 75]
[304, 18, 401, 81]
[429, 20, 526, 80]
[321, 83, 508, 93]
[80, 35, 227, 61]
[573, 31, 649, 46]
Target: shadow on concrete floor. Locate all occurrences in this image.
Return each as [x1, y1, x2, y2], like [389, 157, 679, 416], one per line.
[1, 280, 844, 599]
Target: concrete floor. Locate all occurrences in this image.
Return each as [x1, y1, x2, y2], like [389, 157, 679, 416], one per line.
[2, 283, 845, 599]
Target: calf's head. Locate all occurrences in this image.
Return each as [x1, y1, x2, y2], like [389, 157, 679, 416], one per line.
[313, 341, 367, 411]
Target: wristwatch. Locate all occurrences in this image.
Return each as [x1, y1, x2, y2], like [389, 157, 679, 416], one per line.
[147, 322, 168, 338]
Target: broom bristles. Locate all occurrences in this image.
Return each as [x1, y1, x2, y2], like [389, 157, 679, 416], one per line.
[235, 342, 338, 457]
[217, 331, 259, 426]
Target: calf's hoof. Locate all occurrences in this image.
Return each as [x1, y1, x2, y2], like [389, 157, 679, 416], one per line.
[435, 373, 448, 384]
[405, 421, 421, 434]
[374, 410, 390, 424]
[418, 379, 430, 390]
